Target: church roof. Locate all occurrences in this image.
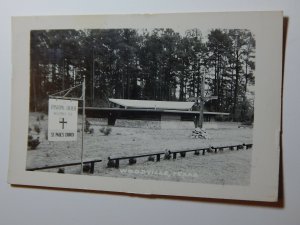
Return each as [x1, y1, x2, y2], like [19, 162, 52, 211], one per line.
[109, 98, 195, 111]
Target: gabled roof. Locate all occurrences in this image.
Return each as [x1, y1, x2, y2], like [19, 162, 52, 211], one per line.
[109, 98, 195, 111]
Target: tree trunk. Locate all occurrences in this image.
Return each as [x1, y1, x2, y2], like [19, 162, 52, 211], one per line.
[233, 51, 239, 121]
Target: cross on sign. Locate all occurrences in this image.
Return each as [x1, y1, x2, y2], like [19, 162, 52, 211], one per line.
[59, 118, 67, 129]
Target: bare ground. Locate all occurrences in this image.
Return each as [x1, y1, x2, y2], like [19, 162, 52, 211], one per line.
[27, 112, 253, 185]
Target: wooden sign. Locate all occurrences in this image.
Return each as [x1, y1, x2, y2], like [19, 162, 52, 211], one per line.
[48, 99, 78, 141]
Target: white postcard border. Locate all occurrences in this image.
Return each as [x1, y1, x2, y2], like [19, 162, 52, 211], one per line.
[8, 11, 282, 202]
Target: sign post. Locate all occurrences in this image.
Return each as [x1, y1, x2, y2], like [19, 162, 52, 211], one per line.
[80, 76, 86, 174]
[48, 75, 86, 174]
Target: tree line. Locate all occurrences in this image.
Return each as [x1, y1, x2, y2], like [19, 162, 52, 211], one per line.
[30, 28, 255, 121]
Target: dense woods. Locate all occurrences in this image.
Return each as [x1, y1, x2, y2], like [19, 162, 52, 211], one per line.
[30, 28, 255, 121]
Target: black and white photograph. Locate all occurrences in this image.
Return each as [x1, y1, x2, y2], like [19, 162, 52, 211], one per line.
[8, 12, 282, 201]
[26, 27, 255, 185]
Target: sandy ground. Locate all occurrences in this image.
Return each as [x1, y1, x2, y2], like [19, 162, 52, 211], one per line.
[27, 112, 253, 185]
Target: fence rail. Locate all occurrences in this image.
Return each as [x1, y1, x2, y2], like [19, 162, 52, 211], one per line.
[27, 143, 253, 171]
[107, 143, 252, 168]
[27, 159, 102, 174]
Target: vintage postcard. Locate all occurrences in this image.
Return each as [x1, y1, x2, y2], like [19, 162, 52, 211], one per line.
[8, 11, 282, 201]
